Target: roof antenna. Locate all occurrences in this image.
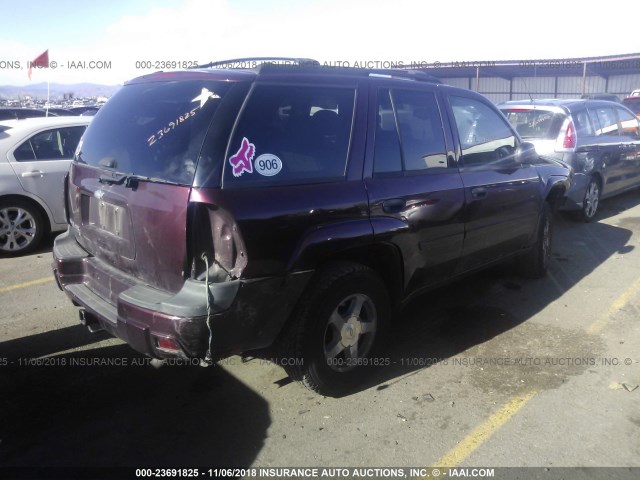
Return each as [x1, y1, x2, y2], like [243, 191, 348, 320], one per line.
[520, 75, 534, 103]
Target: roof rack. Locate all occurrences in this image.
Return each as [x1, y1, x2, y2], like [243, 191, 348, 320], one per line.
[255, 63, 441, 83]
[367, 68, 440, 83]
[194, 57, 320, 69]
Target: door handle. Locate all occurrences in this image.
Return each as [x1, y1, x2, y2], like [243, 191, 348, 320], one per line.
[471, 187, 488, 199]
[21, 170, 44, 178]
[382, 198, 406, 214]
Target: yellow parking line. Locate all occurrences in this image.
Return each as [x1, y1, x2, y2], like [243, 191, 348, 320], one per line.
[0, 276, 54, 294]
[432, 390, 537, 468]
[587, 276, 640, 334]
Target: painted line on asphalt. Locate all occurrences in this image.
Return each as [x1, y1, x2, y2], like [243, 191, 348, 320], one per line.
[587, 275, 640, 334]
[0, 276, 54, 294]
[432, 390, 537, 468]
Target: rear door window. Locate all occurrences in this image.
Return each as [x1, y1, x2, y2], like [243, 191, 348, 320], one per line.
[591, 106, 620, 137]
[223, 85, 355, 187]
[373, 88, 449, 175]
[76, 80, 234, 185]
[13, 126, 86, 161]
[573, 109, 595, 137]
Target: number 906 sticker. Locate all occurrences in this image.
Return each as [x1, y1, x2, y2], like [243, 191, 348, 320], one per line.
[254, 154, 282, 176]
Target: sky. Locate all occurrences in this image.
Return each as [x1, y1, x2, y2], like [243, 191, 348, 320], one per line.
[0, 0, 637, 86]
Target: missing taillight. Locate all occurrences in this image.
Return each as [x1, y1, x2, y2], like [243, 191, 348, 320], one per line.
[187, 202, 247, 282]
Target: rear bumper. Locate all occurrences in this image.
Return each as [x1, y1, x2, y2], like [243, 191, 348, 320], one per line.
[52, 230, 312, 359]
[559, 171, 589, 211]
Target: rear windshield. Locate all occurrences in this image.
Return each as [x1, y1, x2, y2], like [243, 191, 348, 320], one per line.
[501, 109, 565, 140]
[223, 84, 356, 187]
[76, 80, 232, 185]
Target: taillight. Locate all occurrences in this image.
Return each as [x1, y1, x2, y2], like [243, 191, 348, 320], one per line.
[562, 121, 576, 149]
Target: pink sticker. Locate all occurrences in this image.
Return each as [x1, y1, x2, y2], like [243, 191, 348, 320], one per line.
[229, 137, 256, 177]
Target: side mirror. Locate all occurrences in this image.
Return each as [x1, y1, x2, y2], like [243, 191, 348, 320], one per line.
[516, 142, 538, 165]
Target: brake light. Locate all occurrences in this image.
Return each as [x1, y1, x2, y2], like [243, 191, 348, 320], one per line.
[562, 121, 576, 149]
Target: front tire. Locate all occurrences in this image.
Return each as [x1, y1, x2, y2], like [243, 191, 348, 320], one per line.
[0, 200, 47, 255]
[519, 202, 553, 279]
[280, 262, 390, 396]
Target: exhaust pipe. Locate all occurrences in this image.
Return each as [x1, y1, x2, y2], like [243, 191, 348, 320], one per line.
[79, 309, 104, 333]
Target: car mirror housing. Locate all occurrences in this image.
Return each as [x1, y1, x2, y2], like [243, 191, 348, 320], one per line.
[516, 142, 538, 165]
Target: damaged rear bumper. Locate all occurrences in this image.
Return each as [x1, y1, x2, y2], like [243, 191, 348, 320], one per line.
[52, 230, 312, 359]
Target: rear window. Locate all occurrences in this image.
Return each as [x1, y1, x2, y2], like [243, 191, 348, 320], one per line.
[223, 84, 355, 187]
[76, 80, 233, 185]
[501, 109, 565, 140]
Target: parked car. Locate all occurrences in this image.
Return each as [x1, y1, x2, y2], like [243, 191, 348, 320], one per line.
[581, 93, 621, 103]
[0, 116, 91, 254]
[0, 108, 61, 121]
[499, 99, 640, 221]
[622, 96, 640, 119]
[44, 108, 76, 117]
[66, 106, 100, 116]
[53, 61, 571, 395]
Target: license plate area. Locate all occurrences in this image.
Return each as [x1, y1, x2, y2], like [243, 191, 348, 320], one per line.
[95, 199, 124, 237]
[79, 193, 135, 260]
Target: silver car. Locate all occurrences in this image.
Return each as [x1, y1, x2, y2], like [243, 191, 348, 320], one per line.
[0, 116, 91, 254]
[499, 99, 640, 221]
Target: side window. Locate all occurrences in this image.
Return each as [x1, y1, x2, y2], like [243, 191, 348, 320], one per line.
[616, 107, 640, 139]
[591, 107, 620, 137]
[373, 89, 402, 174]
[225, 85, 355, 186]
[14, 126, 86, 162]
[449, 95, 517, 167]
[13, 140, 36, 161]
[573, 109, 595, 137]
[393, 90, 448, 171]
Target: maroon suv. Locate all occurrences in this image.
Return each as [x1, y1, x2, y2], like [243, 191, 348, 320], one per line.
[53, 60, 571, 395]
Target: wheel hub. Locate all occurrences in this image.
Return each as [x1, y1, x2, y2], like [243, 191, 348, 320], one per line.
[0, 207, 36, 252]
[340, 318, 362, 347]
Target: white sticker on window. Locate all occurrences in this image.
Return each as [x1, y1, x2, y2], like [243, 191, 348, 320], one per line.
[254, 154, 283, 176]
[191, 88, 220, 108]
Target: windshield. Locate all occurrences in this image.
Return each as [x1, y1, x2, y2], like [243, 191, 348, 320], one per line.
[501, 109, 566, 140]
[76, 80, 232, 185]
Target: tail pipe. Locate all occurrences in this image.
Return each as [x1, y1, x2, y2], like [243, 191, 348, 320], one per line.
[79, 309, 104, 333]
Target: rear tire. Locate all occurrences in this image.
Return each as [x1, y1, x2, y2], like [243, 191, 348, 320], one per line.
[519, 202, 553, 279]
[580, 177, 600, 222]
[280, 262, 390, 396]
[0, 200, 47, 255]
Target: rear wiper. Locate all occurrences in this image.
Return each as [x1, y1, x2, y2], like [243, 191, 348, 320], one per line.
[98, 172, 181, 188]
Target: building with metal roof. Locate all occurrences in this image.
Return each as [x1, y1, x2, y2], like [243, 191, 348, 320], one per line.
[412, 53, 640, 103]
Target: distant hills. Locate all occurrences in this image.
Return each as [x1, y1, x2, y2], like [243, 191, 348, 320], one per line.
[0, 83, 121, 100]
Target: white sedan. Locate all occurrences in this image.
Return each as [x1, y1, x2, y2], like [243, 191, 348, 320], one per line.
[0, 116, 92, 255]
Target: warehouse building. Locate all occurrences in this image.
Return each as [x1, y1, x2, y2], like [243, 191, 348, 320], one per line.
[419, 53, 640, 103]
